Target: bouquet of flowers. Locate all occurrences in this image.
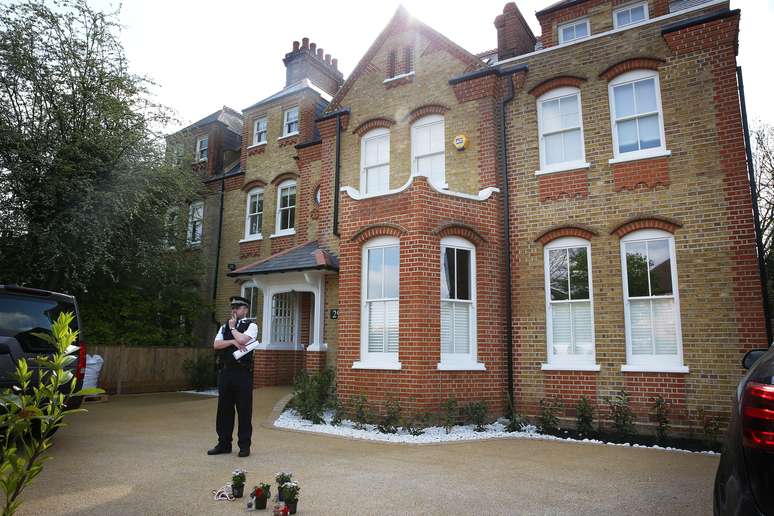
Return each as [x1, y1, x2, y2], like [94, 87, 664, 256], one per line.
[280, 481, 300, 503]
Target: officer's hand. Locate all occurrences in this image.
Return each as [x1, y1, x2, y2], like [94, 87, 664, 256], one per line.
[235, 341, 247, 351]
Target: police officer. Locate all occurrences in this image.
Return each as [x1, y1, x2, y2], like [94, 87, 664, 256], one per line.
[207, 296, 259, 458]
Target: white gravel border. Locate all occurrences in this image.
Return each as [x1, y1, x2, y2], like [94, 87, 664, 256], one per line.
[178, 388, 219, 396]
[274, 409, 718, 455]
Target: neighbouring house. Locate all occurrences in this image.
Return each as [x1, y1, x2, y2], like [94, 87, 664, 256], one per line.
[169, 0, 767, 431]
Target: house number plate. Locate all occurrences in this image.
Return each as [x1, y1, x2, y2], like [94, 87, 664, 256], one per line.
[330, 309, 339, 320]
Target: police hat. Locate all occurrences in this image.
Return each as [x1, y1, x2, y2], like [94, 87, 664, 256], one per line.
[230, 295, 250, 308]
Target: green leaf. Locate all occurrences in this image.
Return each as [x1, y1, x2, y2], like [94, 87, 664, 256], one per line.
[72, 388, 104, 397]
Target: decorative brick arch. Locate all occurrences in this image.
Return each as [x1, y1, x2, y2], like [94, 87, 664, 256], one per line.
[610, 216, 682, 238]
[350, 223, 407, 244]
[535, 225, 597, 246]
[407, 104, 450, 125]
[432, 222, 486, 247]
[241, 179, 267, 192]
[599, 57, 666, 81]
[528, 76, 587, 98]
[270, 172, 299, 186]
[352, 117, 396, 137]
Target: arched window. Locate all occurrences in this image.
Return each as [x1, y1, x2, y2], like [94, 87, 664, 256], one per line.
[354, 236, 400, 370]
[411, 114, 445, 188]
[620, 229, 686, 372]
[537, 87, 588, 174]
[542, 236, 598, 370]
[244, 187, 264, 240]
[439, 236, 483, 370]
[275, 179, 296, 236]
[360, 128, 390, 196]
[608, 69, 668, 162]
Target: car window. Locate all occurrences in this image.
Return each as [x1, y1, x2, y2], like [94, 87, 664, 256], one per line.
[0, 294, 77, 352]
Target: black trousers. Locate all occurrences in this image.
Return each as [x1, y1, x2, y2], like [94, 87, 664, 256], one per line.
[215, 367, 253, 450]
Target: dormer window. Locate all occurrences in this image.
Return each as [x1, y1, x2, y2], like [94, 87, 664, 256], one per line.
[253, 117, 267, 145]
[558, 18, 590, 44]
[195, 136, 208, 162]
[283, 107, 299, 137]
[613, 2, 648, 28]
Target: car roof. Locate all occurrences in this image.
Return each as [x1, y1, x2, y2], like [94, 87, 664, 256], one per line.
[0, 285, 76, 303]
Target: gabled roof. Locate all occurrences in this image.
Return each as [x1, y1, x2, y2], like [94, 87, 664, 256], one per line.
[243, 78, 333, 113]
[180, 106, 243, 136]
[326, 6, 485, 111]
[228, 241, 339, 277]
[536, 0, 586, 16]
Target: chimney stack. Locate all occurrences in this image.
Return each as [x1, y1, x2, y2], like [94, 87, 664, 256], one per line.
[283, 38, 344, 97]
[494, 2, 536, 60]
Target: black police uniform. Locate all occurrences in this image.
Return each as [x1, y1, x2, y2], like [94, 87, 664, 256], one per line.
[214, 318, 255, 452]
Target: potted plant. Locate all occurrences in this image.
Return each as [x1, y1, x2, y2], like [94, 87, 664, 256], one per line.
[231, 468, 247, 498]
[275, 472, 292, 501]
[281, 481, 300, 514]
[251, 482, 271, 509]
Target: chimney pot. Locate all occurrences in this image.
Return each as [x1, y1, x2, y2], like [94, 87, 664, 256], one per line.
[292, 40, 300, 51]
[332, 58, 338, 69]
[309, 42, 316, 53]
[324, 53, 331, 64]
[317, 48, 324, 59]
[301, 37, 309, 49]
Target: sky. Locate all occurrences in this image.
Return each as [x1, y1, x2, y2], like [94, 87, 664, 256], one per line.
[100, 0, 774, 133]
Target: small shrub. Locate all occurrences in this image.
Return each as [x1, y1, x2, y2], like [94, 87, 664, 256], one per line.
[465, 401, 488, 432]
[505, 394, 528, 432]
[575, 396, 595, 436]
[698, 408, 721, 446]
[653, 396, 670, 445]
[329, 395, 343, 427]
[182, 352, 216, 391]
[401, 412, 430, 436]
[352, 394, 372, 430]
[287, 368, 336, 424]
[377, 398, 401, 434]
[441, 397, 458, 434]
[605, 390, 635, 438]
[538, 397, 562, 435]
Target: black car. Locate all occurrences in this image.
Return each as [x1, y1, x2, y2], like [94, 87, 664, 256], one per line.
[714, 346, 774, 516]
[0, 284, 86, 410]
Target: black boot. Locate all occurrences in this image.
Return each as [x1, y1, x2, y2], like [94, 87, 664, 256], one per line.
[238, 447, 250, 457]
[207, 444, 232, 455]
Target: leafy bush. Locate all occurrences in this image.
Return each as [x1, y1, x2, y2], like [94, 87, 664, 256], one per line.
[352, 394, 372, 430]
[377, 398, 401, 434]
[505, 394, 528, 432]
[539, 398, 562, 435]
[441, 397, 458, 434]
[698, 408, 721, 446]
[605, 390, 635, 438]
[329, 394, 344, 427]
[287, 369, 336, 424]
[653, 396, 670, 445]
[401, 412, 430, 436]
[575, 396, 595, 436]
[182, 352, 216, 391]
[465, 401, 488, 432]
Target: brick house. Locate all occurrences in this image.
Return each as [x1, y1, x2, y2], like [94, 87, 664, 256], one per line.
[173, 0, 766, 430]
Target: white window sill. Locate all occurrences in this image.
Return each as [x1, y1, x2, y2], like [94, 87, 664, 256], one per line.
[279, 132, 299, 140]
[270, 230, 296, 238]
[239, 235, 263, 243]
[620, 364, 689, 374]
[437, 361, 486, 371]
[541, 363, 601, 372]
[383, 71, 415, 84]
[254, 342, 304, 351]
[609, 149, 671, 165]
[352, 360, 402, 370]
[247, 142, 267, 149]
[535, 161, 591, 176]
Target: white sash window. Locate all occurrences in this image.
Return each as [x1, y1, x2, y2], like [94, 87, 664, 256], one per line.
[543, 237, 598, 371]
[195, 136, 208, 162]
[609, 69, 668, 162]
[283, 107, 299, 137]
[244, 188, 263, 239]
[253, 117, 267, 145]
[275, 180, 296, 236]
[187, 201, 204, 245]
[411, 115, 446, 188]
[537, 87, 588, 174]
[360, 128, 390, 196]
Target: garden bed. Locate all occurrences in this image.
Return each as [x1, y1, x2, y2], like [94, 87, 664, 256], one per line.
[274, 409, 720, 454]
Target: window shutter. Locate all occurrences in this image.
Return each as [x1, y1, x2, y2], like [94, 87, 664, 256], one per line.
[385, 300, 399, 353]
[441, 301, 453, 354]
[453, 302, 470, 354]
[572, 301, 593, 354]
[652, 298, 677, 355]
[551, 303, 572, 355]
[368, 301, 385, 352]
[629, 299, 653, 355]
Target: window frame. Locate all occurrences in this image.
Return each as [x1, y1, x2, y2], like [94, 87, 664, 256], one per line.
[186, 200, 204, 246]
[542, 236, 599, 371]
[359, 128, 391, 197]
[536, 87, 590, 175]
[273, 179, 297, 237]
[243, 187, 264, 241]
[252, 116, 268, 146]
[282, 106, 299, 137]
[558, 18, 590, 44]
[608, 69, 669, 163]
[411, 114, 446, 189]
[195, 136, 208, 162]
[619, 229, 687, 373]
[438, 236, 484, 371]
[240, 281, 260, 320]
[613, 1, 649, 29]
[354, 236, 401, 370]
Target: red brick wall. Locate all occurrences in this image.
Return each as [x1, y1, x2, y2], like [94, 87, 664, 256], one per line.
[538, 169, 589, 202]
[612, 156, 669, 191]
[253, 350, 304, 387]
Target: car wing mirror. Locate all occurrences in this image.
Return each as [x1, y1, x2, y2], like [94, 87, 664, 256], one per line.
[742, 349, 768, 370]
[0, 342, 10, 354]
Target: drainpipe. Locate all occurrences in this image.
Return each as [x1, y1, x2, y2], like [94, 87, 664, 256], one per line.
[211, 176, 226, 325]
[737, 66, 773, 346]
[333, 112, 342, 237]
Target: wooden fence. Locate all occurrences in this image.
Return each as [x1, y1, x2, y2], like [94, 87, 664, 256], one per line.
[87, 345, 215, 394]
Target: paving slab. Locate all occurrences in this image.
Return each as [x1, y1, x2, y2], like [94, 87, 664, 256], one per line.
[15, 387, 717, 515]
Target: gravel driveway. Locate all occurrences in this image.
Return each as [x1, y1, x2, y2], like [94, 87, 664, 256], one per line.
[16, 387, 717, 515]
